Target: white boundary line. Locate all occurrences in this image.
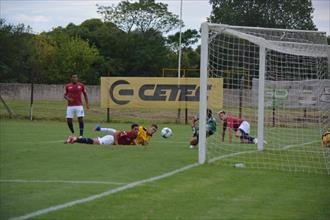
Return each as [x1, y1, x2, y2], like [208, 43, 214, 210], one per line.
[0, 179, 126, 185]
[8, 140, 64, 144]
[153, 140, 188, 144]
[208, 150, 256, 163]
[9, 163, 199, 220]
[8, 140, 323, 220]
[207, 140, 321, 164]
[281, 140, 319, 150]
[9, 139, 188, 145]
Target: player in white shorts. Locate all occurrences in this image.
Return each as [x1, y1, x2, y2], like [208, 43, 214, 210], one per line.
[64, 74, 89, 137]
[218, 110, 262, 144]
[65, 133, 114, 145]
[65, 124, 139, 145]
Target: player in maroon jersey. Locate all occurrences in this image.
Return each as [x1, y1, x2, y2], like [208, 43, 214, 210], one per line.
[64, 74, 89, 137]
[65, 123, 139, 145]
[218, 110, 258, 144]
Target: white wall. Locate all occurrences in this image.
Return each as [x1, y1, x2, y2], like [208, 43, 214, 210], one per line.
[0, 83, 100, 103]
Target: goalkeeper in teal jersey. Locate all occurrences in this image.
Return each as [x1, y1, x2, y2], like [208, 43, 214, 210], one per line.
[189, 108, 217, 149]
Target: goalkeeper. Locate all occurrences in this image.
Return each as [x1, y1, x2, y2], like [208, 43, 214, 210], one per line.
[95, 124, 158, 145]
[189, 108, 217, 149]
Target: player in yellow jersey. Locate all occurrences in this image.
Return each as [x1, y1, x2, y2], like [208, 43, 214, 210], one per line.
[136, 124, 158, 145]
[322, 130, 330, 147]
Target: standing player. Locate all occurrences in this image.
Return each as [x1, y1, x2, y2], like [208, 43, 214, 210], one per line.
[65, 123, 139, 145]
[218, 110, 258, 144]
[95, 124, 158, 145]
[189, 108, 217, 149]
[64, 74, 89, 137]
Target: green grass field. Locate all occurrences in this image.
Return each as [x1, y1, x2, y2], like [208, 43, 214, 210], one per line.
[206, 126, 329, 174]
[0, 120, 329, 220]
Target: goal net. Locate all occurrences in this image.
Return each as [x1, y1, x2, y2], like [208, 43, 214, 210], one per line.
[198, 23, 330, 174]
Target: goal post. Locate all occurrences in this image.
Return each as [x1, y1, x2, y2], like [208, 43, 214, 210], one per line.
[198, 22, 209, 164]
[257, 45, 266, 151]
[199, 22, 330, 174]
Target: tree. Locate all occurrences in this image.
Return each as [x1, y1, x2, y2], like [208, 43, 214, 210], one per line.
[49, 18, 171, 77]
[166, 29, 200, 51]
[165, 29, 201, 73]
[97, 0, 180, 33]
[59, 36, 103, 84]
[33, 33, 103, 84]
[116, 30, 170, 76]
[209, 0, 316, 30]
[0, 19, 34, 83]
[57, 19, 126, 76]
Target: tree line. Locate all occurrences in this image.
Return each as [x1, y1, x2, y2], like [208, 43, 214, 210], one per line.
[0, 0, 325, 85]
[0, 18, 200, 85]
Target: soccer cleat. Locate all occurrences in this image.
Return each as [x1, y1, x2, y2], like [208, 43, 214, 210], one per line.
[95, 124, 101, 131]
[65, 135, 73, 144]
[253, 138, 267, 145]
[69, 136, 77, 144]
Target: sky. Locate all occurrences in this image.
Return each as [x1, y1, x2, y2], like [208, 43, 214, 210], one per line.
[0, 0, 329, 36]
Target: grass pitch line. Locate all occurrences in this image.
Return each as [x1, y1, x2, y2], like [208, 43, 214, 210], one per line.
[208, 150, 257, 164]
[9, 140, 64, 144]
[9, 141, 320, 220]
[153, 140, 187, 144]
[0, 179, 127, 185]
[207, 140, 320, 164]
[9, 149, 262, 220]
[281, 140, 319, 150]
[9, 163, 199, 220]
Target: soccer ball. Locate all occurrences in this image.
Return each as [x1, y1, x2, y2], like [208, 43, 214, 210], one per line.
[161, 127, 172, 138]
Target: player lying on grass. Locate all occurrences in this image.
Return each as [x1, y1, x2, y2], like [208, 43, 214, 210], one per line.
[218, 110, 261, 144]
[65, 123, 139, 145]
[95, 124, 158, 145]
[189, 108, 217, 149]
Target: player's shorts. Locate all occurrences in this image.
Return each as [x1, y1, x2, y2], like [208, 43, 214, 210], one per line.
[238, 121, 250, 134]
[97, 135, 114, 145]
[66, 106, 84, 118]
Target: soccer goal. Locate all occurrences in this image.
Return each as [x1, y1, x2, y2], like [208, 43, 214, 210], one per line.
[198, 22, 330, 174]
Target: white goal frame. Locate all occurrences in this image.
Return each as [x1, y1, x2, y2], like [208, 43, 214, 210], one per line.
[198, 22, 330, 165]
